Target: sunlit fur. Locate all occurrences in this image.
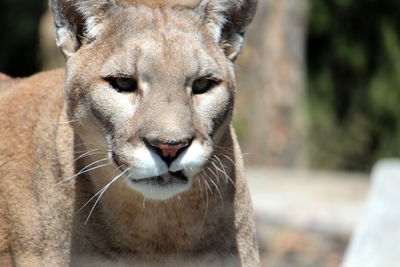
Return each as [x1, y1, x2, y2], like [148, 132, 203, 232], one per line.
[0, 0, 259, 266]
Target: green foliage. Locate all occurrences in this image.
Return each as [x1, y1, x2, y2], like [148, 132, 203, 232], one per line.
[307, 0, 400, 171]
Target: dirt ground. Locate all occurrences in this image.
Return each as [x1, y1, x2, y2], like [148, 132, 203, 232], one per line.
[247, 168, 370, 267]
[256, 218, 348, 267]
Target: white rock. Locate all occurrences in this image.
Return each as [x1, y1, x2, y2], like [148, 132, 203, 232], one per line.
[342, 159, 400, 267]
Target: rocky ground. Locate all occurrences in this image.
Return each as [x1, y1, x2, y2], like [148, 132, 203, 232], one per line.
[247, 168, 370, 267]
[256, 220, 348, 267]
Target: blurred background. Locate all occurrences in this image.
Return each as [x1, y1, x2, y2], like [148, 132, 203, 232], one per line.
[1, 0, 399, 266]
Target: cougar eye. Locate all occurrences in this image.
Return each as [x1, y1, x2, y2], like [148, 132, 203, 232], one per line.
[107, 77, 138, 92]
[192, 77, 220, 94]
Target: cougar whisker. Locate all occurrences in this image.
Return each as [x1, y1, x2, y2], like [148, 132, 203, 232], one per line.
[47, 119, 80, 124]
[202, 171, 224, 205]
[55, 157, 110, 186]
[84, 168, 130, 224]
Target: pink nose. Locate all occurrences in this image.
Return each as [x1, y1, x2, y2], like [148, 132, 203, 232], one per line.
[146, 138, 192, 163]
[156, 143, 187, 158]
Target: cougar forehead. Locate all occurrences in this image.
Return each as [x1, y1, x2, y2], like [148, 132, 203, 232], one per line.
[100, 23, 221, 83]
[75, 5, 230, 78]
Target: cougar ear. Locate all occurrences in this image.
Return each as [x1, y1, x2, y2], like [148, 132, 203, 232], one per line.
[50, 0, 119, 58]
[195, 0, 257, 61]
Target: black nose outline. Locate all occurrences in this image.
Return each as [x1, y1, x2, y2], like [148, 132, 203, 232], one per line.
[144, 138, 193, 166]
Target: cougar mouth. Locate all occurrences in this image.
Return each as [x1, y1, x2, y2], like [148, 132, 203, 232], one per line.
[130, 171, 188, 186]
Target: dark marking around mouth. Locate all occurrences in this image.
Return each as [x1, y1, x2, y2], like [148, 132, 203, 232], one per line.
[131, 171, 188, 186]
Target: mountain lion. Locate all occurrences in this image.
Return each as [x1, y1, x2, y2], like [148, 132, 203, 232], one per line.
[0, 0, 259, 266]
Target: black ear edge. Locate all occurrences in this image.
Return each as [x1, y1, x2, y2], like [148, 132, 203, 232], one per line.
[220, 0, 257, 40]
[194, 0, 256, 60]
[50, 0, 86, 53]
[217, 0, 257, 61]
[51, 0, 85, 34]
[50, 0, 121, 56]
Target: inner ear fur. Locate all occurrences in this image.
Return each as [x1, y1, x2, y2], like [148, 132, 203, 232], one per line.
[196, 0, 257, 61]
[50, 0, 119, 57]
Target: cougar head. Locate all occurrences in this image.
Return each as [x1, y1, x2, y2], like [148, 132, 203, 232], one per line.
[51, 0, 256, 200]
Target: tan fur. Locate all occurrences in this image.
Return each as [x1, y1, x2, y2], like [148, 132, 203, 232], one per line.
[0, 73, 11, 81]
[0, 0, 259, 266]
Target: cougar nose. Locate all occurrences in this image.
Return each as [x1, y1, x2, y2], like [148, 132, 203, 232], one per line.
[146, 139, 191, 165]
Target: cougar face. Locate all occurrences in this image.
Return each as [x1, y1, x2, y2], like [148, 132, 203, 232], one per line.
[67, 6, 234, 200]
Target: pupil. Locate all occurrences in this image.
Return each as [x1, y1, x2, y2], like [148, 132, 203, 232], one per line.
[118, 79, 130, 88]
[198, 80, 208, 89]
